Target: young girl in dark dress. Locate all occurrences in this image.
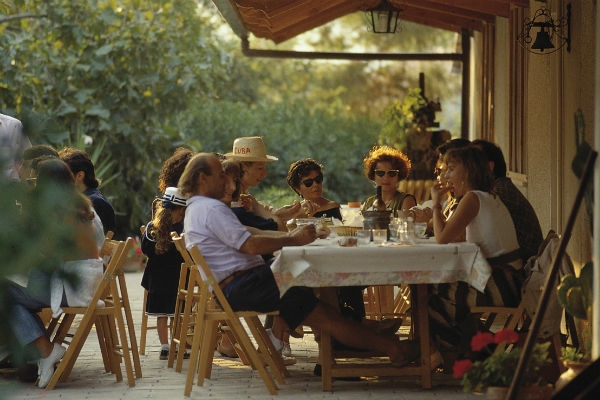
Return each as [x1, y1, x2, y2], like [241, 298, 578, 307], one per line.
[141, 187, 187, 359]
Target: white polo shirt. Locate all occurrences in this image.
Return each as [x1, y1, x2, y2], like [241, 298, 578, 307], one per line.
[184, 195, 265, 283]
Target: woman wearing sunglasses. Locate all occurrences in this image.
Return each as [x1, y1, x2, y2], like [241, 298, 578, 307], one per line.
[287, 158, 402, 376]
[361, 145, 417, 214]
[286, 158, 342, 220]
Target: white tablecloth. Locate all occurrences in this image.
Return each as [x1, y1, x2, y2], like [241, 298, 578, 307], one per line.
[271, 238, 492, 294]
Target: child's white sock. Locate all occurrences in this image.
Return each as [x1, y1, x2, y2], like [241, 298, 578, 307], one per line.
[266, 329, 283, 351]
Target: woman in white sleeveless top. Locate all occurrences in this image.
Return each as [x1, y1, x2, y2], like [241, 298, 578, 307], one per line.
[428, 146, 523, 356]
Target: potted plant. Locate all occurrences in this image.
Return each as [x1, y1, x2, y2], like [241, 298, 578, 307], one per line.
[453, 329, 552, 399]
[555, 261, 593, 389]
[122, 236, 147, 272]
[379, 82, 451, 180]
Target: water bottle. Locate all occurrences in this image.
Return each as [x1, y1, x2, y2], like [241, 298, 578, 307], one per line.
[396, 211, 408, 244]
[405, 216, 415, 244]
[388, 218, 400, 240]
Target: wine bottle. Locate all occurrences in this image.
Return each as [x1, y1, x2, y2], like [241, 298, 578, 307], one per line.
[374, 185, 386, 211]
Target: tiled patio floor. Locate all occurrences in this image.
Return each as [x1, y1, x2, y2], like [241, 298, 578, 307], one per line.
[1, 271, 480, 400]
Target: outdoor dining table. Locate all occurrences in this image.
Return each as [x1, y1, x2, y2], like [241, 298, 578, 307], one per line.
[270, 236, 492, 391]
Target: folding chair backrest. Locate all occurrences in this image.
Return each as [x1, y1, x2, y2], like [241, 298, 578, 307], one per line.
[186, 244, 238, 316]
[171, 232, 196, 272]
[169, 231, 205, 371]
[521, 230, 575, 338]
[171, 233, 215, 314]
[46, 238, 130, 389]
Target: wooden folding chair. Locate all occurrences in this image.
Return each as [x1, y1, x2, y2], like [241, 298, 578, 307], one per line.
[171, 233, 288, 396]
[139, 290, 156, 355]
[45, 231, 118, 371]
[363, 284, 411, 339]
[138, 225, 154, 356]
[471, 230, 573, 376]
[170, 233, 267, 372]
[45, 237, 137, 389]
[168, 238, 202, 371]
[111, 240, 143, 379]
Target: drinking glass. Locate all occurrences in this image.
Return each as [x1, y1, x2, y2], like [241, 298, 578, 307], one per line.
[356, 229, 371, 246]
[388, 218, 400, 240]
[414, 222, 428, 238]
[372, 229, 387, 245]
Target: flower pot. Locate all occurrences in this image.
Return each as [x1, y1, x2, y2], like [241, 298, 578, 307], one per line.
[554, 361, 590, 392]
[486, 385, 553, 400]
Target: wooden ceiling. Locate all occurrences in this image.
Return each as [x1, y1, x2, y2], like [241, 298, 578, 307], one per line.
[211, 0, 529, 44]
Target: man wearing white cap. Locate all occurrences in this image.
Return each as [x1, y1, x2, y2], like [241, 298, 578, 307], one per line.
[226, 136, 309, 229]
[179, 153, 417, 366]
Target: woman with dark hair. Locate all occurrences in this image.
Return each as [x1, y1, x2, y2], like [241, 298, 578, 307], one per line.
[361, 145, 416, 214]
[286, 158, 341, 221]
[59, 147, 116, 234]
[429, 146, 523, 355]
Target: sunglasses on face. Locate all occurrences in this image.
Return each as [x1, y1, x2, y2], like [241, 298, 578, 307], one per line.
[302, 175, 323, 187]
[374, 169, 400, 178]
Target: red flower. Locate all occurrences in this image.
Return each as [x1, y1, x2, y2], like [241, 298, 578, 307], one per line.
[135, 247, 142, 256]
[453, 359, 473, 378]
[493, 328, 519, 344]
[470, 331, 494, 351]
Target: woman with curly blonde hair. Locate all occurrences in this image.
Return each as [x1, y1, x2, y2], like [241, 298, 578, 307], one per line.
[361, 145, 416, 214]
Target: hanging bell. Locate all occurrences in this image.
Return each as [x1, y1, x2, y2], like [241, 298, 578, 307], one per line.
[531, 28, 555, 52]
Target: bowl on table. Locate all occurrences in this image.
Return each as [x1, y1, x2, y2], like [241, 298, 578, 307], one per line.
[332, 225, 360, 237]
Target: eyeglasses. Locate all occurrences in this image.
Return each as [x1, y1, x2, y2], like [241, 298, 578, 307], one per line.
[301, 175, 323, 187]
[374, 169, 400, 178]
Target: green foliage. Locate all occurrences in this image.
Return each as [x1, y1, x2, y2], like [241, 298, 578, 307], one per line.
[1, 0, 463, 239]
[1, 0, 232, 237]
[561, 346, 586, 363]
[188, 99, 380, 205]
[557, 262, 593, 321]
[460, 342, 550, 393]
[0, 182, 74, 275]
[0, 178, 79, 359]
[557, 262, 594, 360]
[379, 88, 427, 150]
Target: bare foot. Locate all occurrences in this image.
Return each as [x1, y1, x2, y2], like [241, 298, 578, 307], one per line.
[389, 339, 419, 366]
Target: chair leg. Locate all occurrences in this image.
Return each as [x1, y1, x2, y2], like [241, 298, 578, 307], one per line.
[168, 301, 183, 368]
[51, 314, 76, 344]
[112, 302, 136, 387]
[118, 272, 142, 379]
[227, 318, 278, 395]
[175, 291, 197, 372]
[46, 316, 96, 390]
[95, 315, 113, 373]
[246, 315, 288, 383]
[184, 312, 208, 397]
[102, 314, 124, 382]
[140, 290, 149, 355]
[198, 320, 219, 384]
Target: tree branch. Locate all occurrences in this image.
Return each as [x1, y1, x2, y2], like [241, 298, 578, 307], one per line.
[0, 13, 47, 24]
